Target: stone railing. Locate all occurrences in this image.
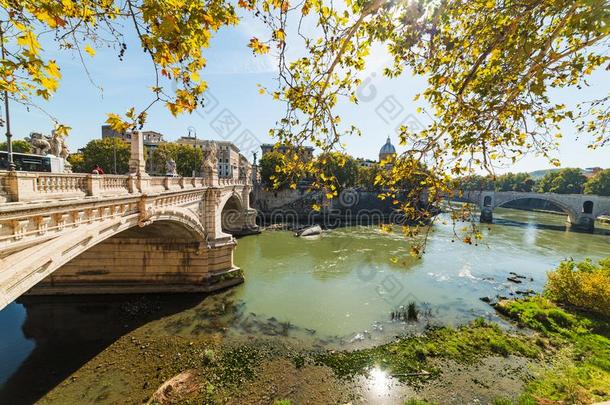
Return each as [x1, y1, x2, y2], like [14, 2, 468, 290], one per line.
[0, 172, 10, 203]
[100, 175, 131, 195]
[218, 177, 249, 186]
[0, 171, 250, 203]
[148, 176, 167, 193]
[36, 173, 88, 195]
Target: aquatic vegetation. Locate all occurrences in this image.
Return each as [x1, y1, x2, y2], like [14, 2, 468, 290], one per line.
[545, 258, 610, 317]
[316, 319, 539, 380]
[391, 302, 420, 322]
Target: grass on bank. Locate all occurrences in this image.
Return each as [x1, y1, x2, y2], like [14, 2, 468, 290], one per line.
[316, 318, 541, 379]
[497, 296, 610, 404]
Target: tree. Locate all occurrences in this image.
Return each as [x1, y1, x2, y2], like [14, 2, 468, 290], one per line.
[0, 139, 32, 154]
[314, 152, 359, 193]
[0, 0, 238, 134]
[8, 0, 607, 160]
[536, 168, 586, 194]
[149, 143, 203, 177]
[256, 0, 609, 238]
[453, 175, 494, 192]
[259, 151, 291, 189]
[76, 138, 131, 174]
[584, 169, 610, 196]
[494, 173, 535, 192]
[357, 164, 382, 191]
[4, 0, 610, 249]
[66, 153, 86, 173]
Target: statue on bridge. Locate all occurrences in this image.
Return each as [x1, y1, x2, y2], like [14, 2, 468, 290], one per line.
[202, 143, 218, 177]
[24, 131, 72, 172]
[25, 132, 51, 156]
[165, 158, 178, 177]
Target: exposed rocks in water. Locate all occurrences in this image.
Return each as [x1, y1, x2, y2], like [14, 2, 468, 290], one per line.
[121, 297, 161, 318]
[295, 225, 322, 237]
[479, 297, 492, 304]
[265, 223, 291, 231]
[147, 369, 201, 404]
[507, 276, 523, 284]
[515, 289, 536, 296]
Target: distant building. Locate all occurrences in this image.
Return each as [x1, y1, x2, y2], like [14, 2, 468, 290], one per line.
[379, 137, 396, 163]
[357, 158, 376, 168]
[260, 143, 314, 162]
[101, 125, 163, 145]
[197, 140, 241, 178]
[584, 167, 603, 178]
[102, 125, 163, 152]
[176, 135, 206, 150]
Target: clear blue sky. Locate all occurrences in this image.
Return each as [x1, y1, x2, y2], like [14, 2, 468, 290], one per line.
[7, 16, 609, 173]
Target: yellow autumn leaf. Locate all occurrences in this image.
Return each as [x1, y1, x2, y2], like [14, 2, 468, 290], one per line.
[275, 29, 286, 42]
[248, 38, 269, 55]
[54, 124, 72, 137]
[84, 44, 95, 57]
[17, 31, 41, 55]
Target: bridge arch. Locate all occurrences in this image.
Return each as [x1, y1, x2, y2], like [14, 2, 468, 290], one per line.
[0, 207, 210, 307]
[220, 192, 246, 234]
[492, 196, 579, 224]
[582, 200, 594, 214]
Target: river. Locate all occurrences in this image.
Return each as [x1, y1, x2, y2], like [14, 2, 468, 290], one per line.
[0, 208, 608, 403]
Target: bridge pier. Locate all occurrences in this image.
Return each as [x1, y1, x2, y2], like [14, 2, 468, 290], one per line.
[567, 215, 595, 232]
[480, 207, 493, 223]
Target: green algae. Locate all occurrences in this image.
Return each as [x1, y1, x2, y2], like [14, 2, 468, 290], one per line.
[315, 318, 540, 381]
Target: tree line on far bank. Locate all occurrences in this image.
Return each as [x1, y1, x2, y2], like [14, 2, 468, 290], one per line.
[259, 150, 386, 193]
[455, 168, 610, 196]
[259, 151, 610, 197]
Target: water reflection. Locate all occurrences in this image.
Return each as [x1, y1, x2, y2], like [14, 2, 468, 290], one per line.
[0, 295, 205, 404]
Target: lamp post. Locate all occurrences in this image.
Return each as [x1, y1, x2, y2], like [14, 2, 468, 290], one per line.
[187, 126, 197, 176]
[0, 23, 15, 171]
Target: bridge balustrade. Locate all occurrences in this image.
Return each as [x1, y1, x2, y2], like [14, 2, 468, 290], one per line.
[100, 175, 131, 195]
[0, 171, 251, 203]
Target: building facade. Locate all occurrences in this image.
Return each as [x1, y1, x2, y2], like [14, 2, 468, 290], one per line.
[379, 137, 396, 163]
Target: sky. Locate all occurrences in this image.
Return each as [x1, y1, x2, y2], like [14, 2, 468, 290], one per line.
[5, 12, 609, 174]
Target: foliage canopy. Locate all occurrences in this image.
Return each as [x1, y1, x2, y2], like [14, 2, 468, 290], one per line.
[1, 0, 608, 246]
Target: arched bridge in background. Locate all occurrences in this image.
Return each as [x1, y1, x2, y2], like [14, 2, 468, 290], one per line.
[0, 132, 257, 310]
[460, 190, 610, 231]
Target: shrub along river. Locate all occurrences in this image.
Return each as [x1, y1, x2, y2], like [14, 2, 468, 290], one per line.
[0, 208, 608, 403]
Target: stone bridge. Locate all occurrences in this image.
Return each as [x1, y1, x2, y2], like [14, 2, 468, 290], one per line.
[0, 132, 257, 310]
[460, 190, 610, 231]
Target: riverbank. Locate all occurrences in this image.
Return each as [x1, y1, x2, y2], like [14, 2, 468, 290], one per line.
[35, 295, 609, 404]
[36, 256, 610, 404]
